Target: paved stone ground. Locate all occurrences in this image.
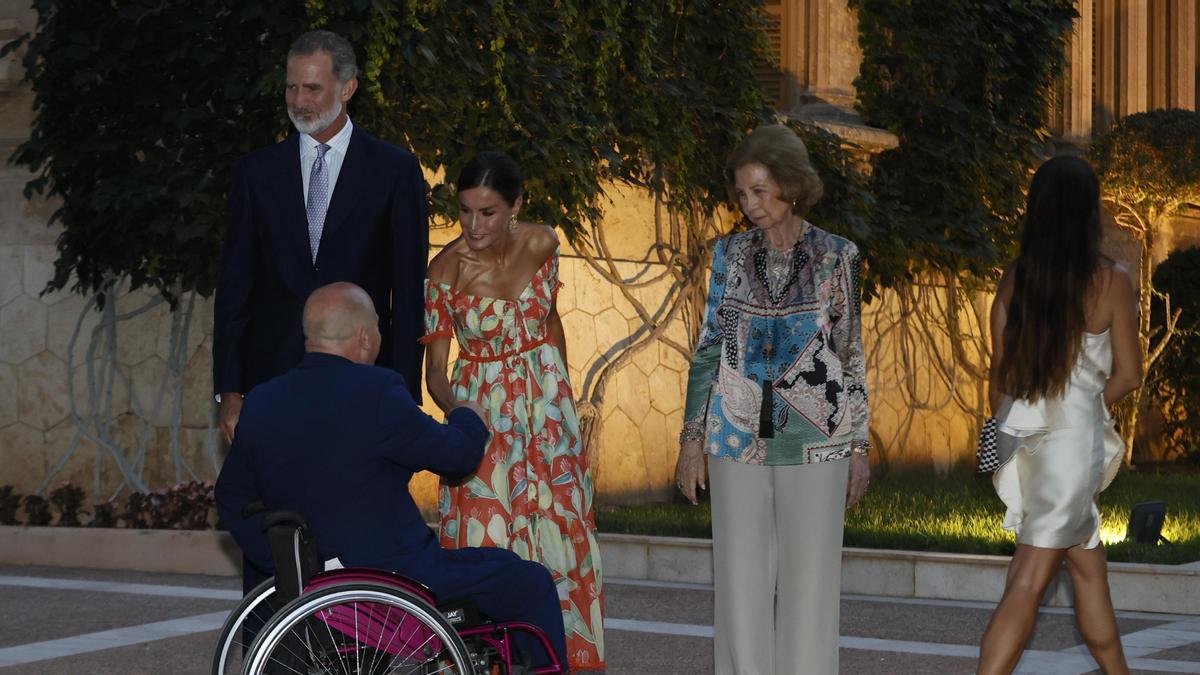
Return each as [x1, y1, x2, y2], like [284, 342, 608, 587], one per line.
[1, 564, 1198, 674]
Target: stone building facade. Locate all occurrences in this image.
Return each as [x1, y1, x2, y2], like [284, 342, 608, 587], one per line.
[1, 1, 1197, 506]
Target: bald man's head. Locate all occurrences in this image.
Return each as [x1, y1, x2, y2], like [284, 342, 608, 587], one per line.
[302, 282, 381, 363]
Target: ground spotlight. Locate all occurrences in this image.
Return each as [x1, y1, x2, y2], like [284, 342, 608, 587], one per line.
[1126, 500, 1171, 545]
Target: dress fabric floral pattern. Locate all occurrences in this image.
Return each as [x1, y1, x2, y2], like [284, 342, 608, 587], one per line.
[422, 249, 605, 670]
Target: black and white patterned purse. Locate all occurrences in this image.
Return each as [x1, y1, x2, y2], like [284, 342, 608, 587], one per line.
[976, 417, 1000, 473]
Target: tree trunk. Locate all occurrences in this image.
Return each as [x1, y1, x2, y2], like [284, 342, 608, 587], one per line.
[1120, 215, 1158, 466]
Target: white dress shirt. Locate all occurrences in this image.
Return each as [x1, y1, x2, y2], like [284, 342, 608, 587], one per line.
[299, 116, 354, 203]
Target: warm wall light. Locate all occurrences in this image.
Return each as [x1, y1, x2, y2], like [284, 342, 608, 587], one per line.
[1126, 500, 1171, 545]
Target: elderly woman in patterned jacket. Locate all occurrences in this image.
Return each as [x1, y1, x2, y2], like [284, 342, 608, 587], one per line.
[675, 124, 871, 675]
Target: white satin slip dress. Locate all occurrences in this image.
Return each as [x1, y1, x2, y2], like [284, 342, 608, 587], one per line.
[992, 329, 1124, 550]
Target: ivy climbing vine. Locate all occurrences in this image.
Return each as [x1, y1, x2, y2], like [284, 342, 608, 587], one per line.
[849, 0, 1076, 467]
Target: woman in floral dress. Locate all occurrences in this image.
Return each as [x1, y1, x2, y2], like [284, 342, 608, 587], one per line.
[421, 151, 604, 671]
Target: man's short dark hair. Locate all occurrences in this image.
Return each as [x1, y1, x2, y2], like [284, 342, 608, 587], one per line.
[289, 30, 358, 83]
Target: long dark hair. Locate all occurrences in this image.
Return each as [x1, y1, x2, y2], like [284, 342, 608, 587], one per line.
[1001, 155, 1102, 402]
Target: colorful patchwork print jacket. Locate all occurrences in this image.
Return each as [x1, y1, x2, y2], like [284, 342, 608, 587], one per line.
[682, 225, 869, 465]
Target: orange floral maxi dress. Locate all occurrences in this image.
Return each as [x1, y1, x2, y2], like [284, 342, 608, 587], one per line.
[421, 249, 605, 670]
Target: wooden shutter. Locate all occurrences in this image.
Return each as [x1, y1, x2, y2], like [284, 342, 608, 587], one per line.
[756, 1, 784, 109]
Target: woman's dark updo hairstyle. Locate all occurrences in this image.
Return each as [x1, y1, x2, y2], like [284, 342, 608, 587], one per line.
[456, 151, 524, 207]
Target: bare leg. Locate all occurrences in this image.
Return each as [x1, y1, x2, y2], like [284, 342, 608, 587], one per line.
[978, 544, 1069, 675]
[1064, 544, 1129, 674]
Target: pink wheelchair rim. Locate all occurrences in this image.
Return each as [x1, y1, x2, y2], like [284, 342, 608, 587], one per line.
[305, 568, 444, 658]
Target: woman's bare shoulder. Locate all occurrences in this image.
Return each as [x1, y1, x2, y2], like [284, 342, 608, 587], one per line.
[516, 222, 560, 257]
[1100, 257, 1137, 302]
[521, 222, 560, 245]
[427, 239, 465, 284]
[995, 265, 1017, 303]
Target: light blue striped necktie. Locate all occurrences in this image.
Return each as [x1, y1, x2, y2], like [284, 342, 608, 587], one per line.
[306, 143, 331, 264]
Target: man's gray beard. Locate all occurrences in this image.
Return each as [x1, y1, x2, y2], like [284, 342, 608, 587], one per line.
[289, 97, 342, 136]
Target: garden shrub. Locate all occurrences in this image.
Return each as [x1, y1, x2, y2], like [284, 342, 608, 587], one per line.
[47, 484, 87, 527]
[1148, 246, 1200, 461]
[119, 480, 217, 530]
[0, 481, 216, 529]
[120, 492, 152, 529]
[1089, 109, 1200, 461]
[89, 500, 119, 528]
[0, 486, 19, 525]
[22, 495, 52, 526]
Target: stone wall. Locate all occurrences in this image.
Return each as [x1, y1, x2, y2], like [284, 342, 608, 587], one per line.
[0, 2, 222, 499]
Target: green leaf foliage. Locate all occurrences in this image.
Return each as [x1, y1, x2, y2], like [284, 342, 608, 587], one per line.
[10, 0, 882, 302]
[850, 0, 1076, 289]
[315, 0, 778, 229]
[792, 121, 878, 257]
[10, 1, 307, 301]
[1148, 246, 1200, 460]
[1088, 109, 1200, 214]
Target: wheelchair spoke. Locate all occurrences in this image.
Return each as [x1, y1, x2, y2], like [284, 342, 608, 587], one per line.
[263, 624, 324, 675]
[258, 648, 310, 675]
[213, 581, 279, 675]
[320, 606, 353, 675]
[375, 610, 412, 665]
[365, 605, 395, 675]
[364, 605, 445, 675]
[375, 608, 425, 675]
[242, 585, 474, 675]
[228, 611, 266, 653]
[301, 622, 335, 675]
[374, 605, 417, 667]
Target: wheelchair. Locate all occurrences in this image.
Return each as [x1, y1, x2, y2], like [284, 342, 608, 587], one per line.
[212, 510, 565, 675]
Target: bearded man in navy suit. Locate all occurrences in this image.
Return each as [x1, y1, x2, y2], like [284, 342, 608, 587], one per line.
[215, 283, 567, 670]
[214, 30, 428, 444]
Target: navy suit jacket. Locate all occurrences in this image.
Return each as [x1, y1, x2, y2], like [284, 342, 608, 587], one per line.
[213, 126, 429, 401]
[215, 353, 488, 576]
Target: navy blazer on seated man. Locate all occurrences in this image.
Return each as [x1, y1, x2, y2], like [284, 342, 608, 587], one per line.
[215, 353, 567, 668]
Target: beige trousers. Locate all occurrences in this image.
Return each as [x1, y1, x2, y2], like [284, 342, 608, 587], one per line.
[709, 456, 850, 675]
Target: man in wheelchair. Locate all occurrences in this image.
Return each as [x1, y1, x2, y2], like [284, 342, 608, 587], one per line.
[216, 282, 568, 671]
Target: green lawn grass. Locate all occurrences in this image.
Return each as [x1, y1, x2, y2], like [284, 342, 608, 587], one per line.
[595, 471, 1200, 565]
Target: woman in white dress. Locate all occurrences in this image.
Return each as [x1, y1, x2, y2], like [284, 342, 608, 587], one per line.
[979, 155, 1140, 675]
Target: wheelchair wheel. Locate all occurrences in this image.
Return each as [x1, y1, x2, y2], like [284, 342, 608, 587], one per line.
[211, 578, 280, 675]
[243, 582, 474, 675]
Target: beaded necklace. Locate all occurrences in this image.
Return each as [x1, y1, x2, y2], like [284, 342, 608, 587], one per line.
[749, 233, 807, 437]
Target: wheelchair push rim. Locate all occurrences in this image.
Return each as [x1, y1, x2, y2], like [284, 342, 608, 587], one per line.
[211, 577, 277, 675]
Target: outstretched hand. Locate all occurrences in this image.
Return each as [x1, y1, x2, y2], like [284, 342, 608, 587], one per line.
[675, 440, 707, 505]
